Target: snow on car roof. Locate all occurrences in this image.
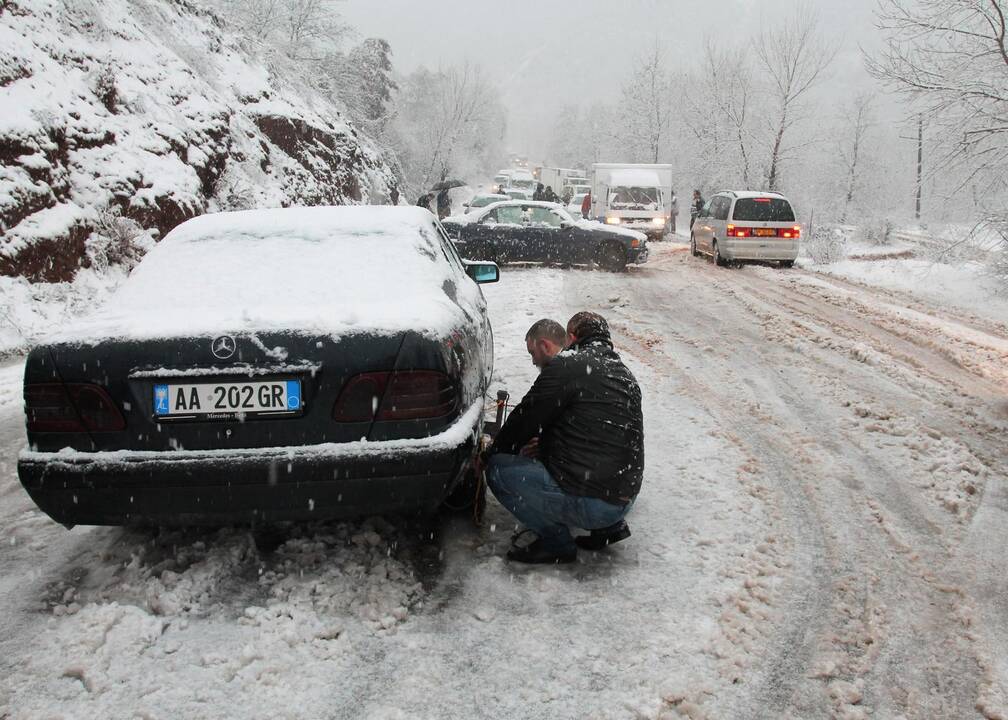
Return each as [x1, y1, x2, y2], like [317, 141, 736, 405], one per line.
[723, 190, 790, 200]
[608, 169, 662, 187]
[49, 206, 476, 344]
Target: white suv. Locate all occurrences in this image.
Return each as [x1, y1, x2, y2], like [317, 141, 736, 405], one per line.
[691, 191, 800, 267]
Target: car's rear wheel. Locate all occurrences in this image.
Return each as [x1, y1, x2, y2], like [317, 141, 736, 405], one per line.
[597, 241, 627, 272]
[440, 466, 486, 523]
[713, 241, 727, 267]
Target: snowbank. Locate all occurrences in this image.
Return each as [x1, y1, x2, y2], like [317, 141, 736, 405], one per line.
[806, 257, 1008, 327]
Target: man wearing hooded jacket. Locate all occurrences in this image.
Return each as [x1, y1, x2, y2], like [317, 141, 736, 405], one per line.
[481, 312, 644, 564]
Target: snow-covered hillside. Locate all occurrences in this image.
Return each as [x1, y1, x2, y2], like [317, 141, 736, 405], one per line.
[0, 0, 396, 282]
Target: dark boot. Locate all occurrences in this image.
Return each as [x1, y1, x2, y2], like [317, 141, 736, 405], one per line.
[575, 520, 631, 551]
[506, 538, 577, 564]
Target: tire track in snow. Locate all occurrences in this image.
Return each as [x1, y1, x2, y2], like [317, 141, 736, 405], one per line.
[610, 250, 990, 718]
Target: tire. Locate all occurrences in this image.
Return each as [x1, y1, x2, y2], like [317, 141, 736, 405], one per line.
[690, 234, 699, 257]
[780, 260, 795, 268]
[597, 241, 627, 272]
[713, 241, 727, 267]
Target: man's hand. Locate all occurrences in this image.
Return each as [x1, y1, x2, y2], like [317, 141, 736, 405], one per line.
[519, 436, 540, 459]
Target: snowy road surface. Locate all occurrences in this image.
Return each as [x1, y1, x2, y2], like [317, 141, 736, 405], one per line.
[1, 243, 1007, 719]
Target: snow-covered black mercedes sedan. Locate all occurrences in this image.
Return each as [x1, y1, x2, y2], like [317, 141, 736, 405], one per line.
[441, 200, 649, 272]
[18, 206, 499, 528]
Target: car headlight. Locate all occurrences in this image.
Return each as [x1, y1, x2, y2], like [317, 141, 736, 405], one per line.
[605, 216, 621, 225]
[652, 217, 665, 226]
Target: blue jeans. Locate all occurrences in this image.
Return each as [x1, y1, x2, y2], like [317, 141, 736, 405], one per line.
[486, 454, 633, 553]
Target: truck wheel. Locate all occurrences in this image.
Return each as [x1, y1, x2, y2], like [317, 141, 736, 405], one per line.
[597, 242, 627, 272]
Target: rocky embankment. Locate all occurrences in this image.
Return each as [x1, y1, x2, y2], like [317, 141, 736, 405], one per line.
[0, 0, 396, 281]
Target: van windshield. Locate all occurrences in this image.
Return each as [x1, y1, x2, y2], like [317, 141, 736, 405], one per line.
[610, 186, 659, 209]
[732, 198, 795, 222]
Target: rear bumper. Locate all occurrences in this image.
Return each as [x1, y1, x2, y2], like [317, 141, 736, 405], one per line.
[19, 404, 481, 526]
[721, 239, 799, 261]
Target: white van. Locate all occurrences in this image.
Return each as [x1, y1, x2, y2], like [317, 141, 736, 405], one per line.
[691, 190, 800, 267]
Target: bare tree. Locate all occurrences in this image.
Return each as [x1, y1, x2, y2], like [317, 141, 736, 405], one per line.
[389, 63, 506, 196]
[838, 92, 877, 223]
[619, 43, 674, 163]
[867, 0, 1008, 199]
[215, 0, 347, 62]
[704, 39, 755, 187]
[757, 8, 839, 191]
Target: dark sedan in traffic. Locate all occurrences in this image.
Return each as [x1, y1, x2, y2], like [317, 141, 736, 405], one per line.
[18, 206, 499, 527]
[441, 200, 649, 271]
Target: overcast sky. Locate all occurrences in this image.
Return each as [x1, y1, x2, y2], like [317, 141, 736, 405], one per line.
[340, 0, 889, 156]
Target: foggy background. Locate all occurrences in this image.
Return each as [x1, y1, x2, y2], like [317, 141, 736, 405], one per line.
[341, 0, 892, 157]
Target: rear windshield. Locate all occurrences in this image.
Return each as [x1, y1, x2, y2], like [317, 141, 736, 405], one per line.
[731, 198, 795, 222]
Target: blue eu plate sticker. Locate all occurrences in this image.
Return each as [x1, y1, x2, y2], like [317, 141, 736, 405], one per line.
[154, 384, 170, 415]
[286, 380, 301, 410]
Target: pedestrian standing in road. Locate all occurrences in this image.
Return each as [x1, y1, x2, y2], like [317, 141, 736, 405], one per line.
[436, 188, 451, 219]
[690, 190, 704, 228]
[543, 185, 559, 204]
[581, 191, 592, 220]
[480, 312, 644, 564]
[669, 188, 679, 236]
[416, 193, 432, 211]
[533, 183, 546, 201]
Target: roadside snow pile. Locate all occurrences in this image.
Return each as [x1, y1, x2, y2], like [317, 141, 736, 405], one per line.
[0, 265, 127, 357]
[813, 257, 1008, 327]
[6, 519, 429, 717]
[0, 0, 396, 282]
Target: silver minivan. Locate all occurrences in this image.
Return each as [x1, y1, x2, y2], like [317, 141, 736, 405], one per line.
[691, 191, 800, 267]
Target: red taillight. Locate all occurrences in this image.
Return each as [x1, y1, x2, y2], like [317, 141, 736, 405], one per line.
[754, 198, 772, 203]
[332, 371, 457, 422]
[726, 224, 751, 238]
[25, 383, 126, 432]
[780, 225, 801, 239]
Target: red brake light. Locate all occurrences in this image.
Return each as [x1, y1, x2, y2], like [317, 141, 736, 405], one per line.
[726, 224, 751, 238]
[754, 198, 772, 203]
[332, 371, 456, 422]
[381, 371, 456, 420]
[780, 225, 801, 238]
[26, 383, 126, 432]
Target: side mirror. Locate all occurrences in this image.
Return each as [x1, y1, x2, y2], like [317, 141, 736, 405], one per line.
[559, 221, 573, 230]
[464, 261, 500, 284]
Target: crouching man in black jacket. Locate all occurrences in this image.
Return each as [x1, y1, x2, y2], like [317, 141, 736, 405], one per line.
[481, 312, 645, 564]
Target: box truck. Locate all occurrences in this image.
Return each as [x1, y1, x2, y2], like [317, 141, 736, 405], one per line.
[590, 163, 675, 240]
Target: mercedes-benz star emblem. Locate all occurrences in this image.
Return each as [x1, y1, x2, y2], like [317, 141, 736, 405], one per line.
[211, 335, 236, 360]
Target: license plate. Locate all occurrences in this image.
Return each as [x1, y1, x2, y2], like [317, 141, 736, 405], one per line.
[755, 228, 776, 237]
[153, 379, 301, 418]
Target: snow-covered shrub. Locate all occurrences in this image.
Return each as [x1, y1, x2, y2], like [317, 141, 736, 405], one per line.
[857, 218, 894, 246]
[213, 168, 256, 211]
[86, 209, 153, 273]
[805, 224, 847, 264]
[92, 64, 118, 112]
[981, 219, 1008, 291]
